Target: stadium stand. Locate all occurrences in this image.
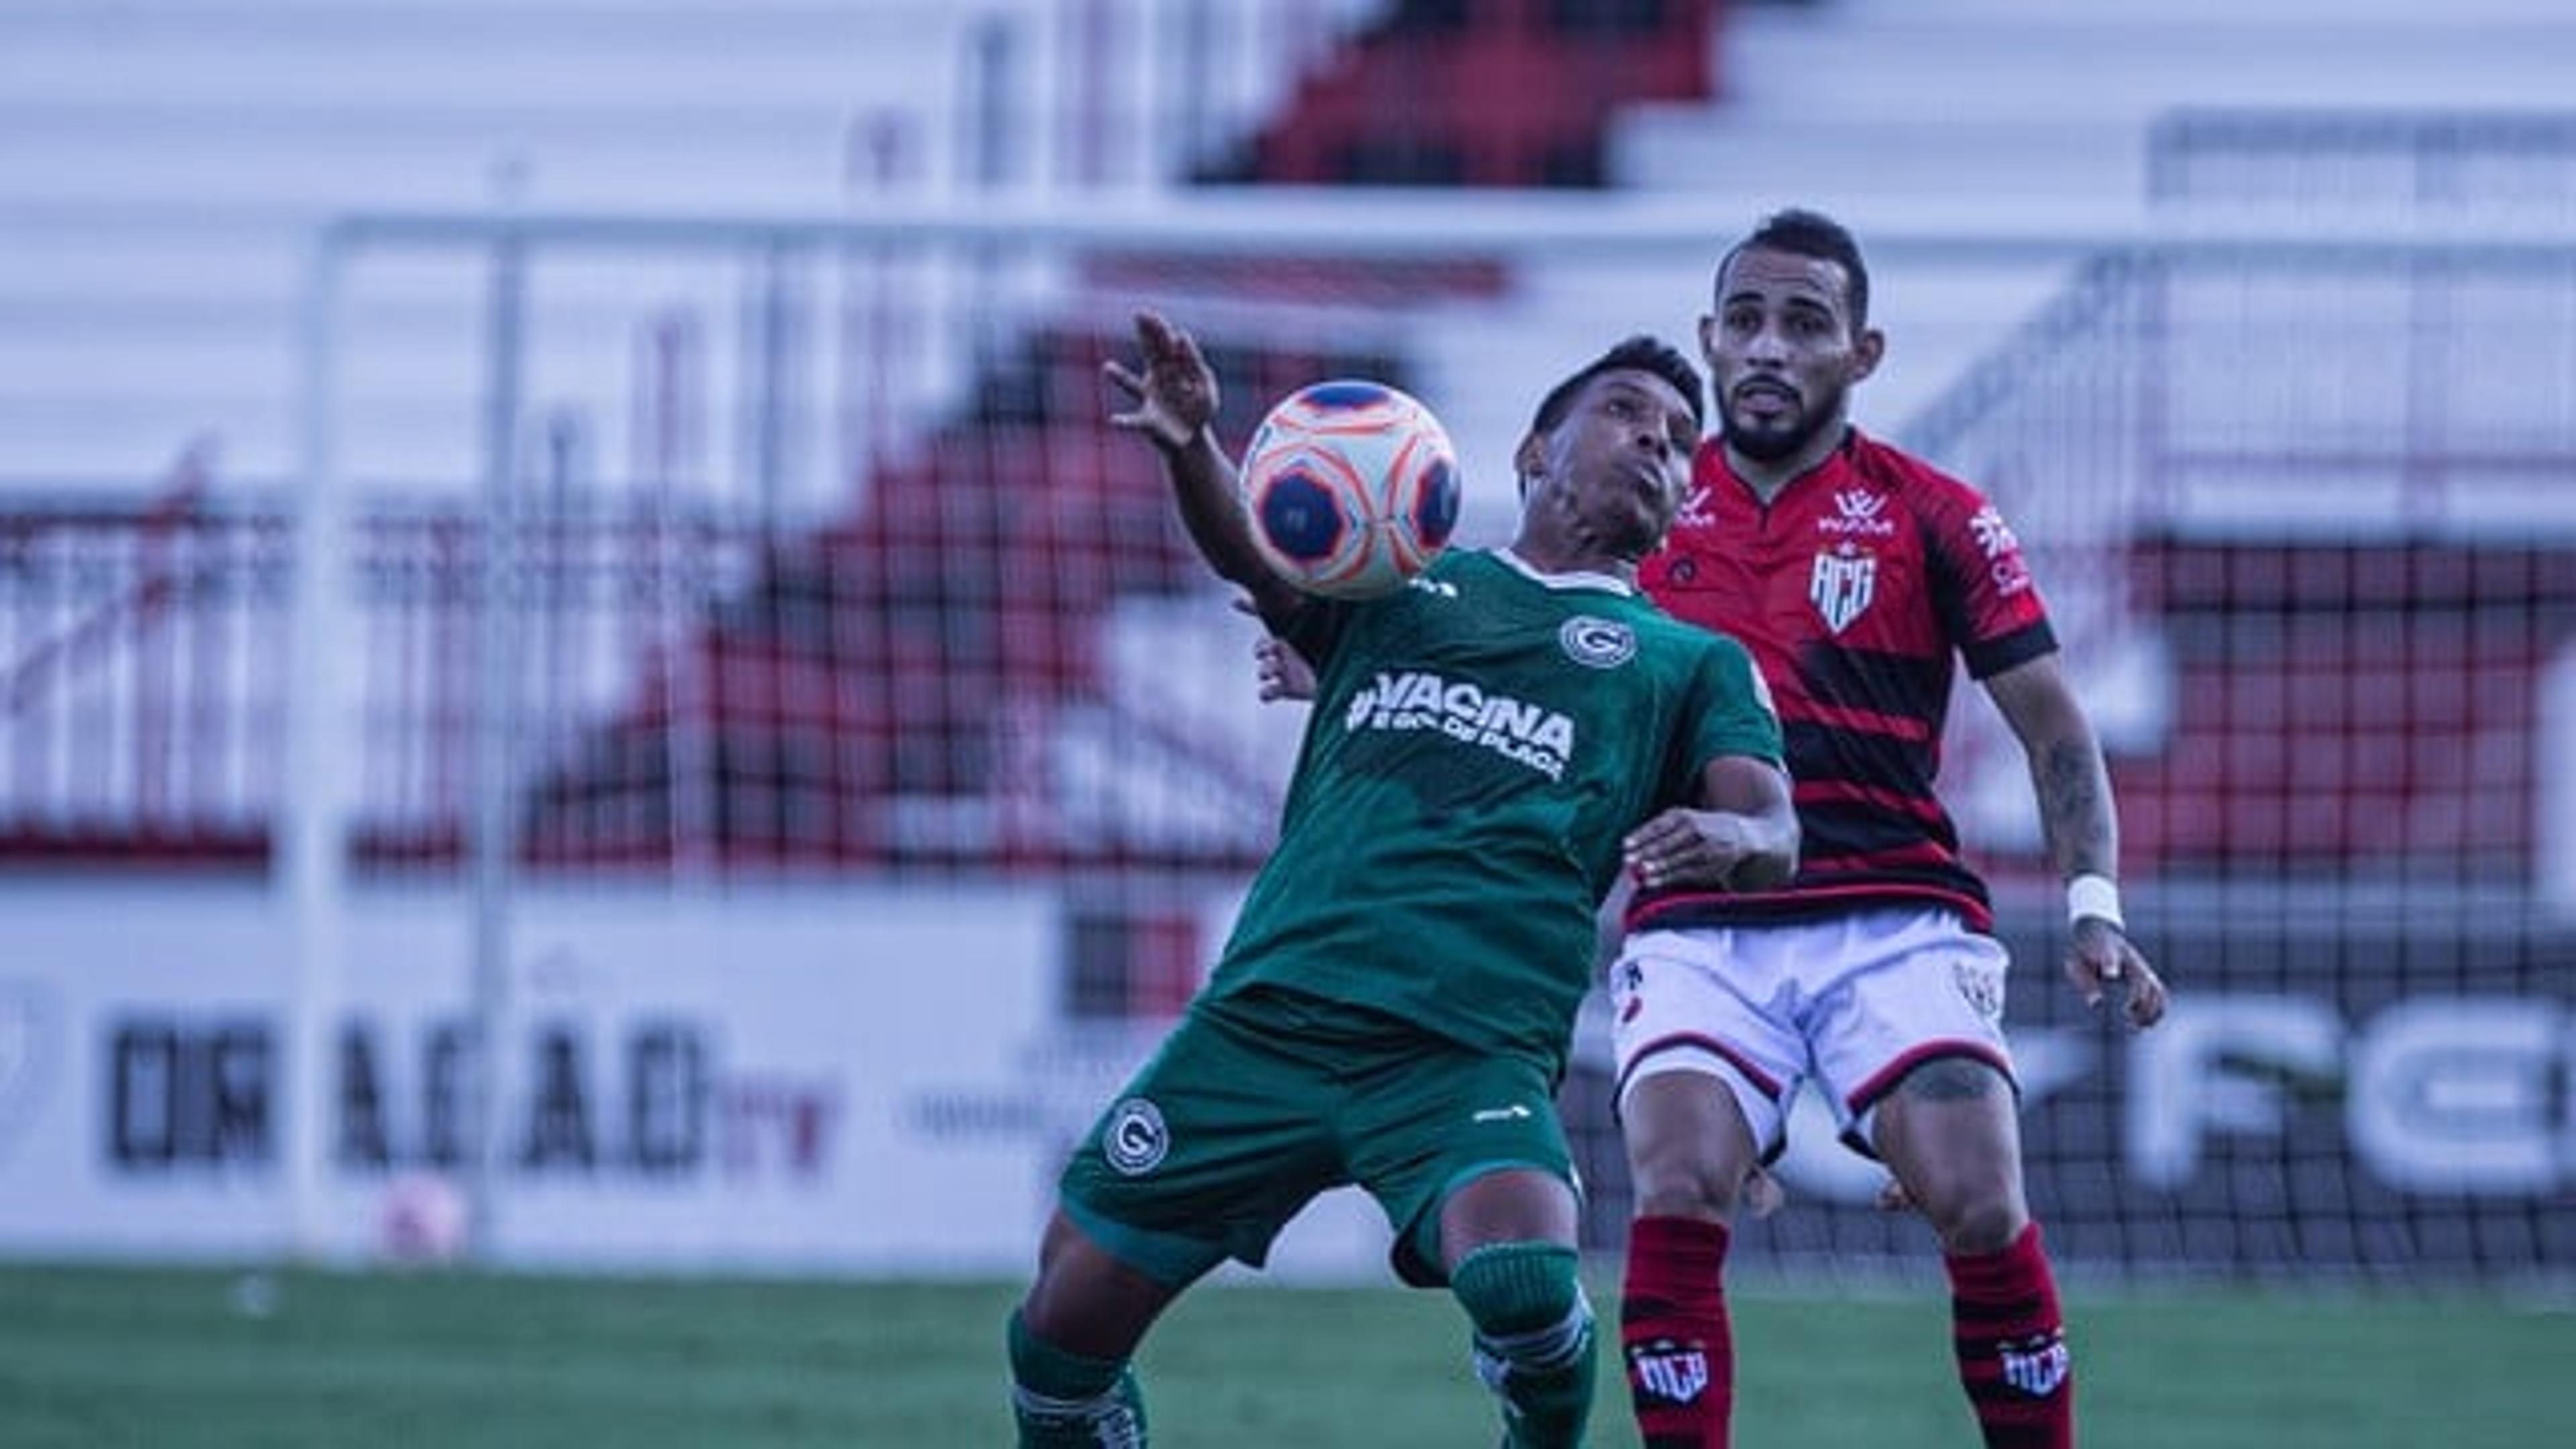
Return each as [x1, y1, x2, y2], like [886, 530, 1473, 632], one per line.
[1, 1, 978, 484]
[0, 0, 1725, 866]
[516, 327, 1414, 873]
[1196, 0, 1719, 186]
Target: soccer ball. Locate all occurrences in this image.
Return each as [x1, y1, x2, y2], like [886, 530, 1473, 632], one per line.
[376, 1171, 468, 1265]
[1238, 379, 1461, 599]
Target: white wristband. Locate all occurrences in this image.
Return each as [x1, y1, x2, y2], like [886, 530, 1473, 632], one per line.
[2067, 873, 2125, 930]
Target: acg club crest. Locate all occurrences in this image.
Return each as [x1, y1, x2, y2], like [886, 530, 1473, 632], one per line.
[1809, 542, 1877, 634]
[1952, 956, 2006, 1025]
[1626, 1339, 1711, 1405]
[1103, 1097, 1169, 1176]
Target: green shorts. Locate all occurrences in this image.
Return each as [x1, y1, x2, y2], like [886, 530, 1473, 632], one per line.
[1056, 987, 1576, 1290]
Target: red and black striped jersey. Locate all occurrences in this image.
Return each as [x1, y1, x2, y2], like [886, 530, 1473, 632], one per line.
[1629, 427, 2055, 934]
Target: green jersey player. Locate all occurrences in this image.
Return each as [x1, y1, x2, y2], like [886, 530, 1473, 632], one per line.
[1007, 311, 1797, 1449]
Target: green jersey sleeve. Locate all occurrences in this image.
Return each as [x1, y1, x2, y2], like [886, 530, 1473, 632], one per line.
[1667, 631, 1784, 802]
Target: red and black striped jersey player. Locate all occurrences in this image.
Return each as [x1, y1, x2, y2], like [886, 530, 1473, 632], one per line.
[1610, 209, 2171, 1449]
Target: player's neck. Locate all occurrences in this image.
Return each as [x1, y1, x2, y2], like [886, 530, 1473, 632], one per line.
[1509, 484, 1649, 582]
[1507, 536, 1640, 586]
[1727, 423, 1847, 506]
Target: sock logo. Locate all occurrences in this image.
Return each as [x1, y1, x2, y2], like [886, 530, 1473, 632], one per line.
[1998, 1330, 2070, 1397]
[1626, 1338, 1710, 1405]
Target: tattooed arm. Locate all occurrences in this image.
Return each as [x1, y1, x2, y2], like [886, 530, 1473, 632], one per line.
[1984, 653, 2168, 1028]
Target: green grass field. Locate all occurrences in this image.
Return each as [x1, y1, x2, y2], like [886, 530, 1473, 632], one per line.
[2, 1263, 2566, 1447]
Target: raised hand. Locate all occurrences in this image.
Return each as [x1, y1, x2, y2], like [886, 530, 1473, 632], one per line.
[1254, 633, 1316, 703]
[1103, 310, 1219, 451]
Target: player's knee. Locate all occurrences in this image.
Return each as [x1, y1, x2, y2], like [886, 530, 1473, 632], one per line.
[1631, 1163, 1741, 1221]
[1452, 1240, 1585, 1339]
[1622, 1073, 1762, 1221]
[1913, 1189, 2026, 1255]
[1629, 1138, 1754, 1221]
[1889, 1150, 2028, 1253]
[1015, 1266, 1091, 1352]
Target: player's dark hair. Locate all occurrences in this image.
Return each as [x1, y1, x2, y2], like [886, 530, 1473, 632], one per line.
[1528, 334, 1705, 437]
[1717, 207, 1870, 333]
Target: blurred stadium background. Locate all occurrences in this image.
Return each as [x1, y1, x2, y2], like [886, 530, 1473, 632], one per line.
[3, 0, 2573, 1442]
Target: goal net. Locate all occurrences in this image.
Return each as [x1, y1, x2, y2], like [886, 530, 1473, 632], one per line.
[10, 195, 2570, 1280]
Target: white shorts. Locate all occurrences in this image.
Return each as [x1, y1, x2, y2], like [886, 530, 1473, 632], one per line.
[1607, 906, 2015, 1159]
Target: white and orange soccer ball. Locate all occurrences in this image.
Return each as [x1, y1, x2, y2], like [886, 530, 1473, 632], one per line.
[1238, 380, 1461, 599]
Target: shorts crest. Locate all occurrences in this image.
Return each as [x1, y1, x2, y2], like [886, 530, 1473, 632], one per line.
[1102, 1097, 1169, 1176]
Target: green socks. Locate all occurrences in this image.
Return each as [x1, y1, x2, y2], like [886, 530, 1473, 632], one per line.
[1453, 1242, 1597, 1448]
[1007, 1308, 1148, 1448]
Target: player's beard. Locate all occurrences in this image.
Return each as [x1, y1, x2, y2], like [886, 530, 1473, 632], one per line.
[1723, 380, 1842, 464]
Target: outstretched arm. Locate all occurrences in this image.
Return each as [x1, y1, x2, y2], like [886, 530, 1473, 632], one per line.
[1983, 652, 2169, 1028]
[1103, 311, 1305, 623]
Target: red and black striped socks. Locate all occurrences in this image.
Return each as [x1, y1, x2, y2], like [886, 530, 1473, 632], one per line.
[1620, 1214, 1734, 1449]
[1945, 1221, 2074, 1448]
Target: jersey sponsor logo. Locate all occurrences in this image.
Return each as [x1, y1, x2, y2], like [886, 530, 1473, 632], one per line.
[1998, 1331, 2070, 1397]
[1673, 484, 1717, 529]
[1809, 542, 1878, 633]
[1968, 504, 2021, 559]
[1344, 670, 1574, 780]
[1558, 616, 1636, 669]
[1972, 504, 2037, 597]
[1819, 488, 1898, 537]
[1102, 1097, 1169, 1176]
[1626, 1339, 1711, 1404]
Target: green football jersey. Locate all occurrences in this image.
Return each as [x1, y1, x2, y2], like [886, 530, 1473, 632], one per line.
[1214, 547, 1783, 1067]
